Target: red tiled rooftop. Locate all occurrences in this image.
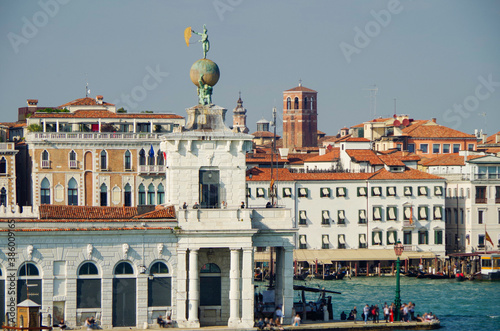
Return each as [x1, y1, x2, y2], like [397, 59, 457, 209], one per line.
[304, 149, 340, 162]
[421, 154, 465, 166]
[346, 149, 383, 165]
[134, 206, 177, 219]
[30, 109, 184, 120]
[402, 120, 475, 139]
[251, 131, 281, 138]
[284, 85, 317, 93]
[246, 167, 373, 182]
[39, 205, 139, 219]
[60, 97, 114, 107]
[369, 167, 444, 180]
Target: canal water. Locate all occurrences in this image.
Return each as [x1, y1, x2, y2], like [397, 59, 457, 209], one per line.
[257, 277, 500, 330]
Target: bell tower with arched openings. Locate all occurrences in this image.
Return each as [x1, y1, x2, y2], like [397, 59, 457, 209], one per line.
[282, 82, 318, 149]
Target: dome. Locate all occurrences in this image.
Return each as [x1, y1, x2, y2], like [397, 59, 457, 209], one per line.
[190, 59, 220, 87]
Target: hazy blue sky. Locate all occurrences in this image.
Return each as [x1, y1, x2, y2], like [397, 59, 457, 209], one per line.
[1, 0, 499, 136]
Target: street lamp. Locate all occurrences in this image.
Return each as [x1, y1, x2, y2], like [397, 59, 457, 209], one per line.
[394, 240, 404, 321]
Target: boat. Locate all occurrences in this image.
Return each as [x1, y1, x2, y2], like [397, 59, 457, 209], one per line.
[455, 273, 466, 282]
[314, 271, 345, 280]
[480, 254, 500, 280]
[293, 271, 309, 281]
[428, 272, 449, 279]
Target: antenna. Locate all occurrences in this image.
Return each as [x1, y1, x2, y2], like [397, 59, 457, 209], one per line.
[478, 112, 487, 135]
[85, 73, 90, 98]
[363, 84, 378, 117]
[394, 98, 397, 116]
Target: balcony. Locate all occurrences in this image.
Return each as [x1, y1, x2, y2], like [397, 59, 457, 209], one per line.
[69, 160, 77, 169]
[475, 197, 487, 204]
[28, 132, 163, 142]
[474, 173, 500, 180]
[403, 220, 415, 228]
[138, 165, 166, 174]
[41, 160, 50, 169]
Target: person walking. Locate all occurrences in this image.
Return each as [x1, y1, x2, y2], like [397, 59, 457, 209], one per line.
[363, 304, 370, 324]
[353, 306, 358, 323]
[384, 304, 390, 323]
[374, 304, 380, 323]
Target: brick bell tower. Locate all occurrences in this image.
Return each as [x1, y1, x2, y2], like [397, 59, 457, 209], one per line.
[282, 82, 318, 149]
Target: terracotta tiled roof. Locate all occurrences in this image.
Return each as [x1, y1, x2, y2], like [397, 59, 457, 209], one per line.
[251, 131, 280, 138]
[39, 205, 138, 219]
[284, 86, 317, 92]
[351, 123, 364, 128]
[346, 150, 383, 165]
[304, 149, 340, 162]
[402, 120, 475, 138]
[2, 227, 171, 232]
[467, 155, 486, 161]
[134, 206, 176, 219]
[378, 155, 405, 166]
[246, 167, 372, 182]
[60, 97, 115, 107]
[377, 150, 421, 162]
[0, 121, 27, 128]
[421, 154, 465, 166]
[319, 135, 341, 145]
[345, 137, 370, 142]
[485, 131, 500, 144]
[369, 167, 444, 180]
[30, 109, 184, 119]
[483, 148, 500, 154]
[317, 130, 325, 135]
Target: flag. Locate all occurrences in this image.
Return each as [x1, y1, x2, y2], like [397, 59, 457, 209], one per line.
[409, 207, 413, 225]
[149, 144, 155, 158]
[270, 178, 275, 191]
[485, 231, 494, 246]
[184, 27, 192, 47]
[163, 151, 167, 161]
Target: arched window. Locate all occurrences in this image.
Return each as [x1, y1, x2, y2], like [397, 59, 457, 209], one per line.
[150, 261, 169, 275]
[18, 262, 42, 304]
[100, 150, 107, 170]
[124, 183, 132, 207]
[78, 262, 99, 275]
[69, 150, 77, 168]
[19, 262, 39, 276]
[157, 183, 164, 205]
[68, 178, 78, 205]
[294, 97, 299, 109]
[124, 150, 131, 170]
[286, 97, 291, 110]
[148, 261, 171, 307]
[148, 147, 155, 166]
[114, 261, 134, 275]
[138, 184, 146, 205]
[0, 157, 6, 173]
[304, 97, 308, 110]
[310, 97, 314, 110]
[77, 262, 101, 309]
[41, 150, 50, 168]
[40, 178, 50, 204]
[0, 187, 6, 206]
[147, 184, 155, 205]
[200, 263, 221, 306]
[100, 183, 107, 206]
[156, 150, 164, 166]
[139, 149, 146, 166]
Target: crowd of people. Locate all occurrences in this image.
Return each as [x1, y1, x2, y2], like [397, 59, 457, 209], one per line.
[255, 306, 285, 330]
[340, 301, 438, 324]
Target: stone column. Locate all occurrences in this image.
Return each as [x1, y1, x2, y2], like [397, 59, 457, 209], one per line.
[240, 247, 254, 328]
[136, 274, 148, 327]
[187, 249, 200, 327]
[228, 248, 241, 327]
[281, 247, 294, 325]
[175, 249, 187, 326]
[101, 276, 113, 328]
[274, 247, 283, 307]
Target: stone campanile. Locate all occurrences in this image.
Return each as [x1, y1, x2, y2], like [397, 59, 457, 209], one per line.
[282, 83, 318, 149]
[232, 93, 249, 133]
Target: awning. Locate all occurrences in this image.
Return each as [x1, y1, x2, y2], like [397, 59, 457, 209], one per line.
[338, 187, 345, 196]
[284, 188, 291, 196]
[360, 234, 366, 244]
[388, 187, 395, 195]
[359, 187, 366, 195]
[419, 187, 427, 195]
[322, 188, 329, 196]
[374, 232, 381, 244]
[360, 210, 366, 219]
[339, 235, 345, 244]
[322, 236, 329, 244]
[419, 207, 427, 219]
[323, 211, 329, 219]
[388, 232, 395, 244]
[405, 187, 411, 195]
[388, 208, 396, 220]
[339, 210, 345, 219]
[435, 186, 442, 195]
[293, 249, 436, 263]
[404, 207, 411, 219]
[300, 188, 307, 196]
[434, 207, 442, 219]
[300, 211, 306, 219]
[373, 187, 381, 195]
[300, 236, 307, 244]
[374, 208, 381, 219]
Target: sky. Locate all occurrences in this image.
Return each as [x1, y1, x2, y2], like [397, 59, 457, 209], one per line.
[1, 0, 499, 136]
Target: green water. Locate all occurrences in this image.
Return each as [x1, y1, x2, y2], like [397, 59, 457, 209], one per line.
[258, 277, 500, 330]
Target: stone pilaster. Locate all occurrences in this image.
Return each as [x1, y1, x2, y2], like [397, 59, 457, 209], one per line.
[101, 276, 113, 328]
[240, 247, 254, 328]
[187, 249, 200, 328]
[282, 247, 294, 325]
[228, 248, 241, 327]
[136, 274, 148, 327]
[175, 249, 187, 326]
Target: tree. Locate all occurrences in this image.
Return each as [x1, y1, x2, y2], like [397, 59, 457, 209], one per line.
[27, 124, 42, 132]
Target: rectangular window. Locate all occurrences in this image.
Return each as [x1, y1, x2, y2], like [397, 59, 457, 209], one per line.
[432, 144, 440, 154]
[403, 206, 412, 221]
[420, 144, 428, 153]
[408, 144, 415, 153]
[475, 186, 486, 203]
[433, 206, 443, 220]
[77, 279, 101, 308]
[418, 206, 428, 220]
[299, 235, 307, 249]
[148, 278, 172, 307]
[453, 144, 460, 153]
[359, 209, 367, 224]
[387, 231, 397, 245]
[478, 234, 485, 246]
[396, 144, 402, 151]
[434, 230, 443, 245]
[418, 186, 428, 196]
[322, 235, 329, 249]
[434, 186, 443, 196]
[443, 144, 450, 153]
[404, 231, 412, 245]
[336, 187, 346, 197]
[404, 186, 412, 196]
[387, 206, 397, 220]
[359, 234, 367, 248]
[298, 188, 308, 197]
[322, 210, 330, 225]
[257, 188, 265, 198]
[496, 186, 500, 203]
[478, 210, 484, 224]
[373, 207, 382, 220]
[372, 232, 382, 246]
[299, 210, 307, 225]
[418, 231, 429, 245]
[468, 144, 474, 151]
[357, 187, 367, 196]
[338, 210, 346, 224]
[283, 187, 292, 198]
[387, 186, 396, 196]
[338, 234, 346, 249]
[372, 186, 382, 196]
[320, 187, 330, 198]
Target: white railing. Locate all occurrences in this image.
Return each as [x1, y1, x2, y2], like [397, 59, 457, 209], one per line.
[31, 132, 162, 140]
[0, 143, 14, 150]
[41, 160, 50, 169]
[139, 165, 166, 173]
[0, 205, 39, 218]
[69, 160, 77, 169]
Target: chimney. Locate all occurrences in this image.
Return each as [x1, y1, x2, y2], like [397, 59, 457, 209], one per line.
[496, 134, 500, 144]
[431, 118, 437, 123]
[27, 99, 38, 107]
[319, 148, 326, 156]
[96, 95, 104, 105]
[482, 134, 487, 143]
